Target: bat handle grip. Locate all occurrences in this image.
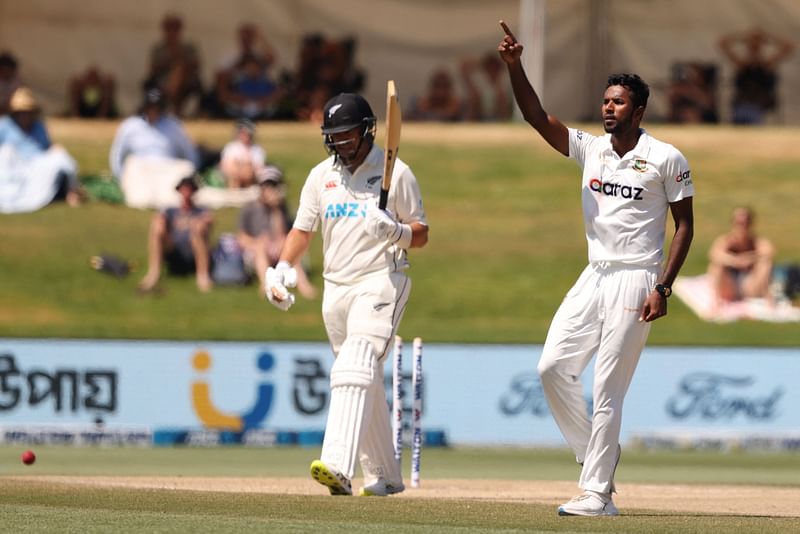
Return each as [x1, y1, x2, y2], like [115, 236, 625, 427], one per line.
[378, 189, 389, 210]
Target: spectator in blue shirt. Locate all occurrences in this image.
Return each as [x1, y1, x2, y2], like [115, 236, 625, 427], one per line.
[109, 88, 200, 208]
[110, 88, 198, 177]
[0, 87, 80, 212]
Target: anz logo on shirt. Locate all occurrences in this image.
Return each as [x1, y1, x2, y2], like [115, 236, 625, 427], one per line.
[324, 202, 368, 219]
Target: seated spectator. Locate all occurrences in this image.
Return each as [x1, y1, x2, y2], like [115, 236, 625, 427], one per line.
[237, 165, 315, 298]
[138, 175, 213, 293]
[109, 88, 200, 208]
[208, 23, 277, 118]
[217, 54, 281, 120]
[460, 52, 512, 121]
[719, 28, 794, 124]
[0, 51, 21, 115]
[667, 62, 719, 124]
[290, 34, 365, 123]
[219, 118, 266, 188]
[315, 38, 364, 96]
[0, 87, 80, 213]
[144, 13, 204, 117]
[707, 206, 775, 307]
[216, 23, 276, 80]
[68, 66, 117, 118]
[408, 68, 463, 121]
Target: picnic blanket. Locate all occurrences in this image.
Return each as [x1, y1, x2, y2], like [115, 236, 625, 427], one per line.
[673, 274, 800, 323]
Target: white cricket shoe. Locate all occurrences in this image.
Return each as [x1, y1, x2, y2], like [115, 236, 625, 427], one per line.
[358, 479, 405, 497]
[310, 460, 352, 496]
[558, 492, 619, 517]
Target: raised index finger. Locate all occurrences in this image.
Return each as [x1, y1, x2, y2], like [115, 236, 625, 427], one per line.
[499, 20, 517, 41]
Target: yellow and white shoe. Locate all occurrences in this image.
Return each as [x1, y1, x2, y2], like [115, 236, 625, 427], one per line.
[359, 479, 405, 497]
[310, 460, 352, 496]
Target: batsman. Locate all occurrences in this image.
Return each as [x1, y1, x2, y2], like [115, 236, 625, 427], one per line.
[265, 90, 429, 496]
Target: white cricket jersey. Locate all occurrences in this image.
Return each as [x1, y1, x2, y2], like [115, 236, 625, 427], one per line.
[294, 145, 427, 285]
[568, 128, 694, 266]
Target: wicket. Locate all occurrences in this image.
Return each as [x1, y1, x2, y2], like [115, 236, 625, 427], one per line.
[390, 335, 423, 488]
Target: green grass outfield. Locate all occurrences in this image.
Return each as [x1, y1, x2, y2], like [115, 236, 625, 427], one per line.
[2, 120, 799, 345]
[1, 446, 799, 532]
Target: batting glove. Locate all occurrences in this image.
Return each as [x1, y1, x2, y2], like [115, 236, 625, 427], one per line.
[365, 203, 412, 249]
[265, 261, 297, 311]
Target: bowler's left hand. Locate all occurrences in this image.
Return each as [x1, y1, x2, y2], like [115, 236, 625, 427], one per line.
[640, 291, 667, 322]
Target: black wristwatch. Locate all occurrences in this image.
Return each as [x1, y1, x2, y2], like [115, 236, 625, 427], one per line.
[655, 283, 672, 298]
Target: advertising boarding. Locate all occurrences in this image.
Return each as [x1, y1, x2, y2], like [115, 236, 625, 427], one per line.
[1, 339, 797, 448]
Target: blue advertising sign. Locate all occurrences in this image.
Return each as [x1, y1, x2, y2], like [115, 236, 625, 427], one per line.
[1, 339, 797, 446]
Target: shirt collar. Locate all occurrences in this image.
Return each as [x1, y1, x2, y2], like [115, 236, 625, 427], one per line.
[604, 128, 651, 160]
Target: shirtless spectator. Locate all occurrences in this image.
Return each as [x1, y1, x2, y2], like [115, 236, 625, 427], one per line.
[708, 206, 775, 306]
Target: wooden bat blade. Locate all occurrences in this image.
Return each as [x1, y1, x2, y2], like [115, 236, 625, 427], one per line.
[380, 80, 402, 210]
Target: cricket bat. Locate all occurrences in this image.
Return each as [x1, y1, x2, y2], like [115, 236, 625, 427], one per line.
[379, 80, 402, 210]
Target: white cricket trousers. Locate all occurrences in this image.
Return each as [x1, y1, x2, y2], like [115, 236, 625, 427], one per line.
[537, 262, 658, 494]
[320, 271, 411, 482]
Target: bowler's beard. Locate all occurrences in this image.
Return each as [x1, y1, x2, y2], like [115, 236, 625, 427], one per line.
[603, 116, 632, 135]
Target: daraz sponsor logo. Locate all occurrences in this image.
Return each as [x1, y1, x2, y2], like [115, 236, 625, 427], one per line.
[588, 179, 644, 200]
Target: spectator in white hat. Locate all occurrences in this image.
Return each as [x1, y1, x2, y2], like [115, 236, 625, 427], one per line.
[0, 87, 80, 212]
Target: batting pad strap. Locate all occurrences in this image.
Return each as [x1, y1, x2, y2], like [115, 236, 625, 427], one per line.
[330, 337, 376, 389]
[393, 223, 412, 250]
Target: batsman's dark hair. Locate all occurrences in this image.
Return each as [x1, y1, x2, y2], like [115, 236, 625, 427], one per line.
[607, 73, 650, 109]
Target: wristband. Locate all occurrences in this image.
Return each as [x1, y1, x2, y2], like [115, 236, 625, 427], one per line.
[393, 223, 413, 249]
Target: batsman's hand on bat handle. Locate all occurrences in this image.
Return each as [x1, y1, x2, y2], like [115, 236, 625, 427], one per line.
[498, 20, 524, 65]
[365, 201, 413, 249]
[265, 261, 297, 311]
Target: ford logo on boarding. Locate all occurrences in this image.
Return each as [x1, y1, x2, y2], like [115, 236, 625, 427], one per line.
[666, 372, 783, 421]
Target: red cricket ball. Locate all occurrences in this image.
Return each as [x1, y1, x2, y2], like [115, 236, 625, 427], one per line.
[21, 450, 36, 465]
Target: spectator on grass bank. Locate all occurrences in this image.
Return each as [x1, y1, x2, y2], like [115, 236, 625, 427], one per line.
[138, 175, 214, 293]
[290, 34, 366, 123]
[68, 65, 118, 118]
[0, 87, 81, 213]
[218, 118, 266, 188]
[207, 23, 279, 118]
[707, 206, 775, 307]
[666, 62, 718, 124]
[719, 28, 794, 124]
[217, 53, 282, 120]
[144, 13, 204, 117]
[408, 68, 463, 122]
[0, 51, 22, 116]
[460, 52, 513, 121]
[110, 88, 198, 177]
[217, 22, 276, 79]
[236, 165, 315, 298]
[109, 88, 200, 208]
